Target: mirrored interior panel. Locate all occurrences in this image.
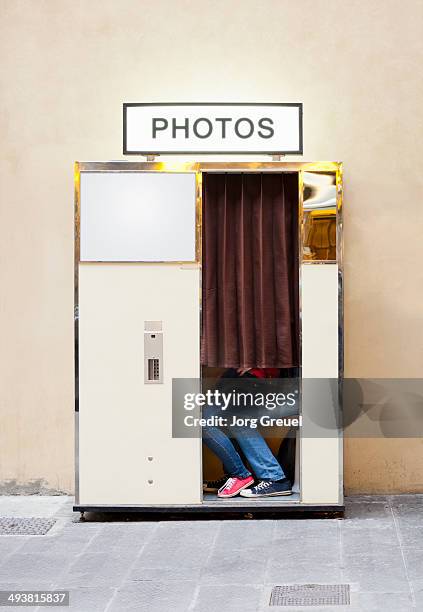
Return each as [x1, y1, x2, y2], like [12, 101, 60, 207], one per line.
[302, 171, 336, 262]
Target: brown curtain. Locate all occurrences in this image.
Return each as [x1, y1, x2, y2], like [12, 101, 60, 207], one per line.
[201, 172, 299, 369]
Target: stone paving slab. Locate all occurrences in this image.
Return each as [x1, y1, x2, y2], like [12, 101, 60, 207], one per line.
[108, 581, 197, 612]
[195, 584, 263, 611]
[0, 495, 421, 610]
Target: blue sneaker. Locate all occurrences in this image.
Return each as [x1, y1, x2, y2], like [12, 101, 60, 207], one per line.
[240, 478, 292, 497]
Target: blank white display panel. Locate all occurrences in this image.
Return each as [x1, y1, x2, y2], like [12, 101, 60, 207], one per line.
[80, 172, 196, 261]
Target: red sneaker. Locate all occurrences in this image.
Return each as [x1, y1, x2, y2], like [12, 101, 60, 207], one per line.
[217, 476, 254, 498]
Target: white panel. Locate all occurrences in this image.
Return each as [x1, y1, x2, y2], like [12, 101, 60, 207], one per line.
[300, 264, 341, 505]
[80, 172, 196, 262]
[78, 263, 201, 505]
[301, 264, 339, 379]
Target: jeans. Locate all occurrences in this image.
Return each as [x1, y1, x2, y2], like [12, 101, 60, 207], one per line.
[202, 402, 285, 481]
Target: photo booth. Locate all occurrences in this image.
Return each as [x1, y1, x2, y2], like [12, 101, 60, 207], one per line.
[74, 161, 343, 515]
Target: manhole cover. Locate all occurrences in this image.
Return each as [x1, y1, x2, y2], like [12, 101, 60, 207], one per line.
[0, 517, 56, 535]
[270, 584, 350, 606]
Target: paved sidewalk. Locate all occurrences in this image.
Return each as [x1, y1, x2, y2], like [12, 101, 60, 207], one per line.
[0, 495, 422, 611]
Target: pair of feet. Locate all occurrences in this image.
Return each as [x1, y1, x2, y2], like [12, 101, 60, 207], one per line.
[215, 475, 292, 498]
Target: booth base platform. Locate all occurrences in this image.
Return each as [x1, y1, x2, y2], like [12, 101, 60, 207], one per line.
[73, 499, 345, 520]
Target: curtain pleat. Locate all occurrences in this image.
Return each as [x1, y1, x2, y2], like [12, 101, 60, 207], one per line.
[201, 172, 299, 368]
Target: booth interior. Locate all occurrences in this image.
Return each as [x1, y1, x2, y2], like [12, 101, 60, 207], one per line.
[200, 171, 300, 503]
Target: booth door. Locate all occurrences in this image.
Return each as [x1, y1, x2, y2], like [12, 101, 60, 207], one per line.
[77, 171, 201, 505]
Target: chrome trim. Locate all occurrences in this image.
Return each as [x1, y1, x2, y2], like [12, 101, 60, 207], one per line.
[195, 171, 202, 266]
[78, 161, 340, 173]
[298, 170, 304, 503]
[74, 163, 80, 504]
[336, 164, 344, 504]
[74, 412, 79, 504]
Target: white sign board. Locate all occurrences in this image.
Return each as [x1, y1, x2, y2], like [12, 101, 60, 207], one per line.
[123, 103, 302, 155]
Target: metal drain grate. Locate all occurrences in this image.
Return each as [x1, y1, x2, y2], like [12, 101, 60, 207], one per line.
[0, 517, 56, 536]
[270, 584, 350, 607]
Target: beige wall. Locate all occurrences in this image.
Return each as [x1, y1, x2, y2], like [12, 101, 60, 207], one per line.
[1, 0, 422, 494]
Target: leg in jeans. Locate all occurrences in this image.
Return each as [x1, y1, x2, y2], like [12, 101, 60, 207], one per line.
[202, 404, 251, 479]
[229, 420, 285, 481]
